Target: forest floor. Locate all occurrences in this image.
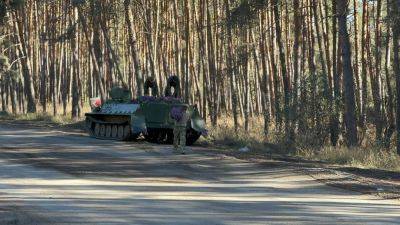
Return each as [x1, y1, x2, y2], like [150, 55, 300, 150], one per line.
[0, 117, 399, 224]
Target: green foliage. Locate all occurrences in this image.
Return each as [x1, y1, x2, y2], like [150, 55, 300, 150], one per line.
[72, 0, 86, 7]
[294, 72, 336, 146]
[1, 39, 11, 48]
[235, 45, 249, 67]
[6, 69, 19, 82]
[9, 0, 25, 9]
[0, 51, 19, 82]
[0, 1, 6, 21]
[0, 0, 26, 23]
[0, 110, 9, 116]
[228, 0, 268, 28]
[0, 54, 10, 72]
[55, 23, 77, 42]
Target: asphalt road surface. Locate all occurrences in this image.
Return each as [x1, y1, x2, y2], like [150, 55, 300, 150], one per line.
[0, 124, 399, 225]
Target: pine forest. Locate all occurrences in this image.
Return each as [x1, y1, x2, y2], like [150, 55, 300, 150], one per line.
[1, 0, 400, 158]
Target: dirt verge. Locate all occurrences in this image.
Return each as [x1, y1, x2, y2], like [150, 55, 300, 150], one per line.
[205, 146, 400, 201]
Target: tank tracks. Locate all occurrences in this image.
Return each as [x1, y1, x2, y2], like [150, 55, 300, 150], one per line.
[85, 118, 138, 141]
[85, 118, 201, 145]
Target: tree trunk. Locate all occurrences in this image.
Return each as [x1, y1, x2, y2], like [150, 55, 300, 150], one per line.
[331, 0, 340, 146]
[75, 4, 106, 102]
[292, 0, 301, 139]
[272, 0, 290, 136]
[371, 0, 384, 143]
[337, 0, 358, 146]
[0, 78, 5, 112]
[224, 0, 238, 131]
[13, 11, 36, 113]
[259, 12, 270, 137]
[392, 0, 400, 155]
[71, 8, 80, 119]
[124, 0, 143, 96]
[360, 0, 368, 128]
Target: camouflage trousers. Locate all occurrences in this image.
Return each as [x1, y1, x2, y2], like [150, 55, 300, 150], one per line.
[173, 126, 186, 153]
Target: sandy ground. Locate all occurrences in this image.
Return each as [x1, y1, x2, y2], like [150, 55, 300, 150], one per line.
[0, 124, 399, 224]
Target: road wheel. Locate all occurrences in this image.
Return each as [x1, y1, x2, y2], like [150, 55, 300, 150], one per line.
[85, 118, 93, 132]
[111, 125, 118, 138]
[94, 123, 101, 137]
[100, 124, 106, 137]
[106, 125, 112, 138]
[117, 125, 124, 140]
[123, 125, 131, 140]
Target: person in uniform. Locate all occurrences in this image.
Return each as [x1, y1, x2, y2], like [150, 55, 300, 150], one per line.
[171, 106, 189, 154]
[165, 75, 180, 98]
[144, 77, 159, 97]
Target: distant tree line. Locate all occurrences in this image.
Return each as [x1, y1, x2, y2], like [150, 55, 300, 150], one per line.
[0, 0, 400, 154]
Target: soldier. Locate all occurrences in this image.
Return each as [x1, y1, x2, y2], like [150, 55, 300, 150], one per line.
[171, 105, 189, 154]
[165, 75, 180, 98]
[144, 77, 159, 97]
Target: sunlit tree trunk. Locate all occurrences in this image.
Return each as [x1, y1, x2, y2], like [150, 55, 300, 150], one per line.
[71, 7, 80, 120]
[12, 10, 36, 113]
[124, 0, 143, 96]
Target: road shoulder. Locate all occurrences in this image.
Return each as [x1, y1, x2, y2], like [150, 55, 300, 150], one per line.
[203, 146, 400, 201]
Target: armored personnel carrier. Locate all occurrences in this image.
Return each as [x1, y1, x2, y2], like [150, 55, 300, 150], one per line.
[85, 77, 206, 146]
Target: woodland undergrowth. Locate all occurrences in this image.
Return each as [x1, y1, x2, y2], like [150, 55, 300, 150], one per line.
[204, 115, 400, 172]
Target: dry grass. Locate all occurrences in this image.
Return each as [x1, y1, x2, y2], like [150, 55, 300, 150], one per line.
[205, 116, 265, 146]
[0, 112, 78, 125]
[202, 115, 287, 154]
[203, 115, 400, 172]
[0, 103, 91, 125]
[296, 146, 400, 171]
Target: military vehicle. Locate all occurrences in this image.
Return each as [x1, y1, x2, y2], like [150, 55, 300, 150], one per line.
[85, 76, 206, 146]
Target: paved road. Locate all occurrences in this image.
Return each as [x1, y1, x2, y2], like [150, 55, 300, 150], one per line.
[0, 125, 399, 225]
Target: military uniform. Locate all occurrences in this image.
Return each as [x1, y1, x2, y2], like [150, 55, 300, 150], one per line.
[144, 77, 159, 97]
[165, 75, 180, 98]
[173, 109, 189, 154]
